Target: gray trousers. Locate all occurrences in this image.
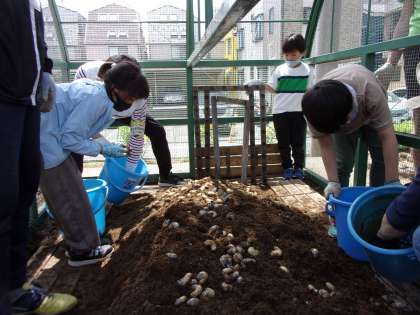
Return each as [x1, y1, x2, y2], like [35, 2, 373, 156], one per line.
[333, 125, 385, 187]
[40, 156, 100, 254]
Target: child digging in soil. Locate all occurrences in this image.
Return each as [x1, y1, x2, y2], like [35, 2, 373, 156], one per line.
[301, 64, 400, 237]
[246, 34, 313, 180]
[302, 64, 400, 195]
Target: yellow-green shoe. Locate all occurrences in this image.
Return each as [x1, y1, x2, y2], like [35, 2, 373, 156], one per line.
[12, 284, 77, 315]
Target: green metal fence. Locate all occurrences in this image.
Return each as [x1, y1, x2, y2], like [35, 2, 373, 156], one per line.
[42, 0, 420, 188]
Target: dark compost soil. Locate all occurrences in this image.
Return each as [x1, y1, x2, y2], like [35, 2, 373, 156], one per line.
[49, 178, 405, 315]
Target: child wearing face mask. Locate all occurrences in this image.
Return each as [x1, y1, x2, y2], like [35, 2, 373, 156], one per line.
[247, 34, 313, 180]
[103, 62, 148, 172]
[39, 61, 149, 267]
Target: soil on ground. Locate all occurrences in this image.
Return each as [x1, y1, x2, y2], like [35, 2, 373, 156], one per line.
[36, 178, 411, 314]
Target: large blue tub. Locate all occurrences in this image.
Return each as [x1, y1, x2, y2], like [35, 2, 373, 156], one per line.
[348, 186, 420, 282]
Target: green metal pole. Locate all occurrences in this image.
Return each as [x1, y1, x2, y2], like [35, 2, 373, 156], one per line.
[364, 0, 372, 45]
[197, 0, 201, 40]
[205, 0, 213, 28]
[305, 0, 325, 57]
[187, 0, 196, 178]
[353, 137, 368, 186]
[48, 0, 70, 81]
[354, 53, 375, 186]
[329, 0, 335, 53]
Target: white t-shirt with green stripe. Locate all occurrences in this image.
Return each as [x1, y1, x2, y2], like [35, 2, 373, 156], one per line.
[268, 62, 313, 114]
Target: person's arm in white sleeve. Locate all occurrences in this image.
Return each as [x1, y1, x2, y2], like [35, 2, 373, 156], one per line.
[126, 99, 147, 171]
[307, 66, 315, 88]
[387, 0, 413, 64]
[375, 0, 413, 89]
[266, 68, 279, 94]
[74, 65, 87, 80]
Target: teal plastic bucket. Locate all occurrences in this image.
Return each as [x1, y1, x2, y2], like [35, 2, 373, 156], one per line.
[348, 186, 420, 282]
[326, 187, 372, 261]
[46, 178, 108, 236]
[99, 157, 148, 204]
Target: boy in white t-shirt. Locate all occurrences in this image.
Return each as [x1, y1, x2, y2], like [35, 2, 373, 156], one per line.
[248, 34, 312, 179]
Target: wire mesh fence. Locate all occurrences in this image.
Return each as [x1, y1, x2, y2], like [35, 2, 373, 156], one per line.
[41, 0, 420, 179]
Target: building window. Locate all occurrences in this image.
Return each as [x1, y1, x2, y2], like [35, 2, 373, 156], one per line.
[46, 32, 54, 40]
[98, 14, 107, 22]
[171, 45, 185, 59]
[170, 14, 178, 21]
[252, 14, 264, 41]
[303, 7, 311, 23]
[237, 69, 245, 85]
[226, 38, 232, 56]
[108, 14, 118, 22]
[237, 28, 244, 50]
[118, 32, 128, 39]
[107, 31, 117, 39]
[250, 67, 255, 80]
[257, 66, 266, 81]
[109, 46, 129, 56]
[269, 7, 274, 34]
[171, 33, 178, 39]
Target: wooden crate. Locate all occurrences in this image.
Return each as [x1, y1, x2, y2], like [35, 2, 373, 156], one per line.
[196, 144, 282, 179]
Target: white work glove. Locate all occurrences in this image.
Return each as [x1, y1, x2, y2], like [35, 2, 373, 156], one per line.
[38, 72, 56, 112]
[324, 181, 341, 198]
[374, 63, 399, 90]
[377, 214, 406, 241]
[244, 79, 264, 87]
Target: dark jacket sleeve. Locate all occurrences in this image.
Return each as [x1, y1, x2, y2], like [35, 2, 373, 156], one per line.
[386, 168, 420, 232]
[35, 6, 53, 73]
[0, 1, 51, 105]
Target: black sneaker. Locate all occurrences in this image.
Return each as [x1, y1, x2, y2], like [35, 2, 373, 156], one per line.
[159, 172, 184, 187]
[68, 244, 113, 267]
[65, 237, 113, 258]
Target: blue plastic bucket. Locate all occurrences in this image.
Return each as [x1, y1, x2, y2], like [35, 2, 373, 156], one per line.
[99, 157, 148, 204]
[326, 187, 372, 261]
[46, 178, 108, 236]
[84, 179, 108, 235]
[348, 186, 420, 282]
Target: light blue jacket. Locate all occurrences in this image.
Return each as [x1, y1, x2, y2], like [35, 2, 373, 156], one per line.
[40, 79, 114, 169]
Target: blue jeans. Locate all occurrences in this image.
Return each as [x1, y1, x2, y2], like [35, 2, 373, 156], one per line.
[0, 103, 40, 314]
[413, 226, 420, 261]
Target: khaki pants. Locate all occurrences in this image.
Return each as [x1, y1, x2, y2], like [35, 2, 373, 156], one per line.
[40, 156, 99, 254]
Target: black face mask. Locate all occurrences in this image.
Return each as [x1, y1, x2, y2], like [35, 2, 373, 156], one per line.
[113, 95, 131, 112]
[105, 83, 131, 112]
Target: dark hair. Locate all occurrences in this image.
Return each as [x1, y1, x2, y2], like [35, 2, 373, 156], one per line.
[104, 61, 149, 99]
[98, 55, 140, 79]
[106, 54, 139, 65]
[302, 79, 353, 134]
[282, 34, 306, 53]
